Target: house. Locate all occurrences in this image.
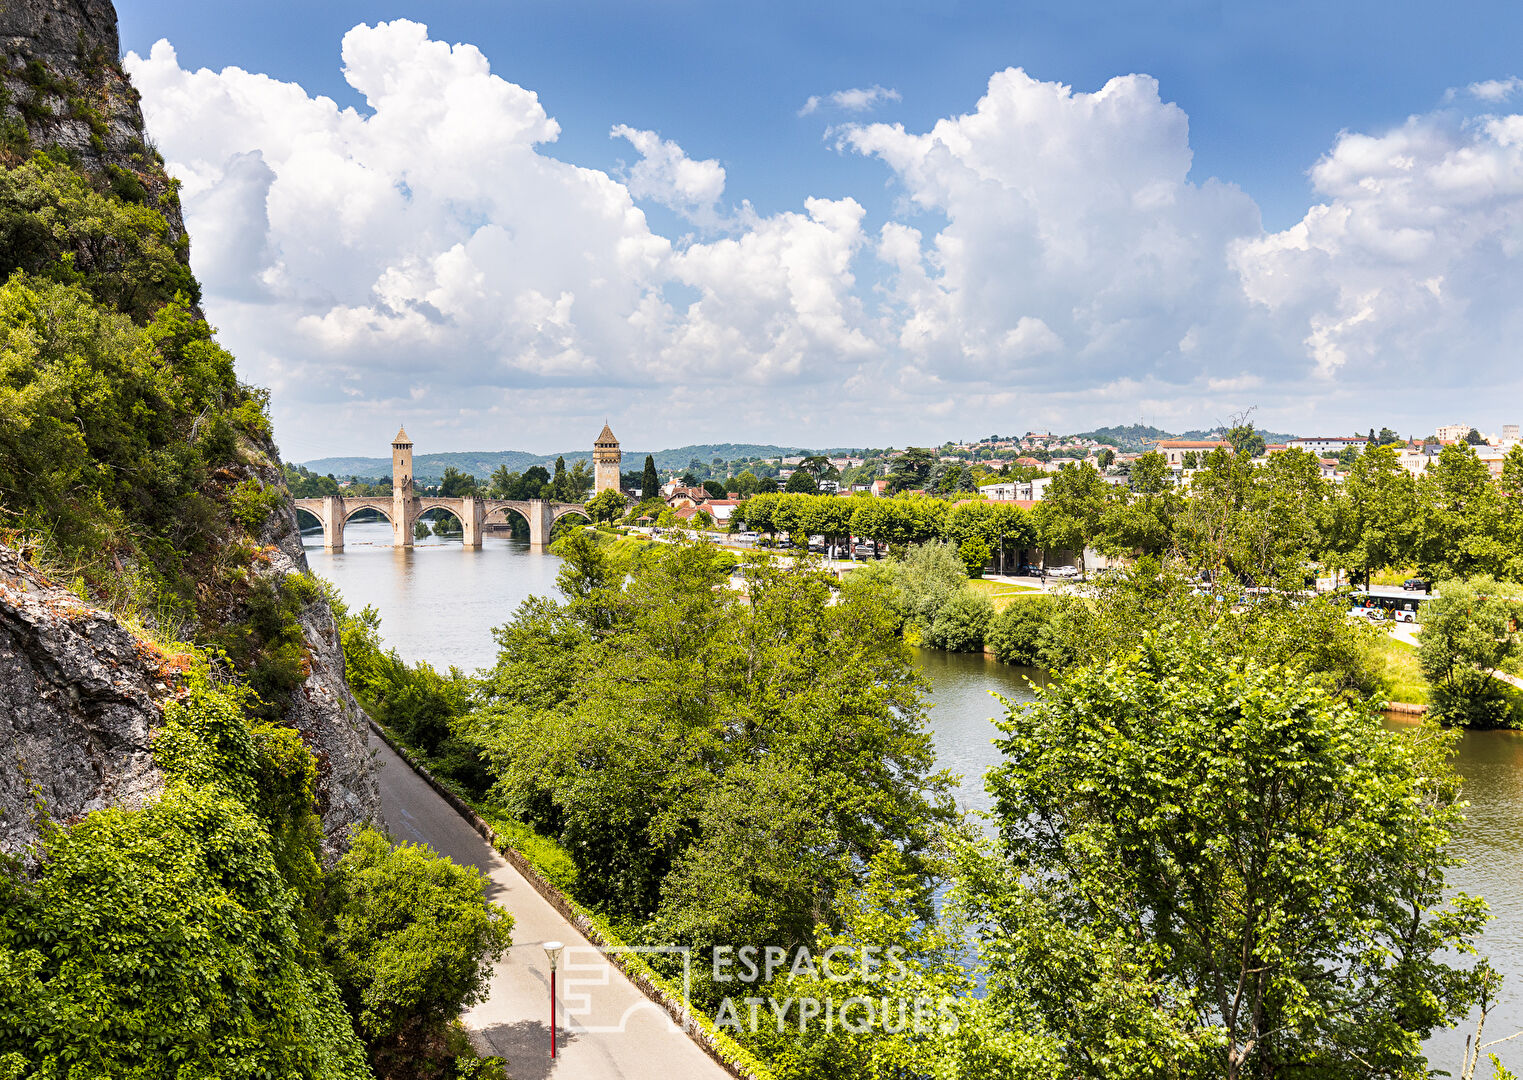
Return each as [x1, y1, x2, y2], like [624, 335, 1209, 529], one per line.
[1156, 440, 1228, 467]
[703, 500, 739, 526]
[1435, 424, 1472, 442]
[1288, 436, 1369, 456]
[980, 479, 1051, 501]
[663, 486, 709, 509]
[978, 482, 1017, 499]
[870, 479, 890, 497]
[1396, 447, 1428, 477]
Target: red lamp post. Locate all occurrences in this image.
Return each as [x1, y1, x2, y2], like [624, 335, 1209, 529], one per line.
[542, 941, 564, 1059]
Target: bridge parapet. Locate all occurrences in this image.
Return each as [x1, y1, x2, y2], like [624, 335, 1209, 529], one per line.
[293, 495, 590, 550]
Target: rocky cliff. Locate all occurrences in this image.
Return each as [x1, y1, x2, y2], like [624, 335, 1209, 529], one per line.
[0, 545, 167, 860]
[0, 0, 380, 856]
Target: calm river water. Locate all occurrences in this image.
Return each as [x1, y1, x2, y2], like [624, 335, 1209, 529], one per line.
[307, 523, 1523, 1066]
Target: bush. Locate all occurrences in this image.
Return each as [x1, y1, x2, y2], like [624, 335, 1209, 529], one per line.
[987, 597, 1053, 666]
[959, 536, 991, 578]
[926, 587, 995, 652]
[1418, 576, 1523, 728]
[321, 828, 513, 1076]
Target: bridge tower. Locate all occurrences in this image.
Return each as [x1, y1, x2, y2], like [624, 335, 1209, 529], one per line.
[594, 422, 621, 495]
[392, 425, 415, 549]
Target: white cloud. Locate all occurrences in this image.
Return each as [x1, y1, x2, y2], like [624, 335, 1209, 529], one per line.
[1469, 77, 1523, 102]
[126, 28, 1523, 455]
[610, 124, 726, 225]
[798, 84, 901, 117]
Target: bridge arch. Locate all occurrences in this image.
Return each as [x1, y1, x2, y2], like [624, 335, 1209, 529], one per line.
[482, 503, 533, 540]
[293, 504, 322, 532]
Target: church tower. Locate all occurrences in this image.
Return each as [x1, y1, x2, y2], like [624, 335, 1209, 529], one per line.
[593, 422, 621, 495]
[392, 425, 415, 548]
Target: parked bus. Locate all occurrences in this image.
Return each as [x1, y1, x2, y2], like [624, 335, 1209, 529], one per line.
[1349, 589, 1429, 623]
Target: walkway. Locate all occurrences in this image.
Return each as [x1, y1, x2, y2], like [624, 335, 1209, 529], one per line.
[1385, 623, 1523, 690]
[370, 736, 733, 1080]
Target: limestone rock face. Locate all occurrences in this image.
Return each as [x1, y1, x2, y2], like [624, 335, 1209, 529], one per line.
[0, 545, 167, 861]
[0, 0, 189, 238]
[249, 438, 384, 854]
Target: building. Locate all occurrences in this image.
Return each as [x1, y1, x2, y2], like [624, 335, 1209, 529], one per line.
[1504, 424, 1520, 443]
[593, 423, 621, 495]
[1435, 423, 1472, 442]
[1287, 435, 1368, 456]
[1156, 439, 1228, 467]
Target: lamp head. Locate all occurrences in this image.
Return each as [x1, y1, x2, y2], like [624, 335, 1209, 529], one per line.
[543, 940, 565, 970]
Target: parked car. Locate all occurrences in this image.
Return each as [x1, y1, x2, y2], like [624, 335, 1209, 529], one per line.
[1045, 565, 1081, 580]
[1402, 578, 1430, 592]
[852, 543, 879, 559]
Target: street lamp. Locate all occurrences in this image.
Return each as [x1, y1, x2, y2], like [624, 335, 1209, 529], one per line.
[542, 941, 564, 1059]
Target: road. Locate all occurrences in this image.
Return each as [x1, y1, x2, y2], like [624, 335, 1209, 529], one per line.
[370, 735, 733, 1080]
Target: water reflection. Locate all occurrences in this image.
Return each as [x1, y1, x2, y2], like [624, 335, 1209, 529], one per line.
[303, 521, 562, 674]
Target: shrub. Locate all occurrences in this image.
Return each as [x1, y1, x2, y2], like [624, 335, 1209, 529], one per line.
[959, 536, 991, 578]
[987, 597, 1053, 666]
[927, 586, 995, 652]
[321, 828, 513, 1075]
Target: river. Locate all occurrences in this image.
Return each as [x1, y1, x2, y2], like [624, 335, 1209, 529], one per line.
[306, 523, 1523, 1066]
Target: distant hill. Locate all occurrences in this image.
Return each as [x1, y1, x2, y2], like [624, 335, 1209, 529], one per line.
[1180, 427, 1298, 444]
[297, 443, 829, 482]
[1074, 425, 1176, 450]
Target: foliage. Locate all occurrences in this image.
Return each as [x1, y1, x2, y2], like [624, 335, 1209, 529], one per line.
[333, 594, 488, 795]
[1031, 462, 1111, 572]
[926, 586, 994, 651]
[466, 538, 952, 993]
[784, 468, 818, 494]
[967, 633, 1493, 1079]
[0, 676, 369, 1080]
[957, 534, 991, 577]
[641, 454, 659, 500]
[321, 828, 512, 1075]
[1329, 443, 1418, 588]
[1418, 576, 1523, 728]
[1417, 444, 1509, 582]
[585, 487, 627, 522]
[986, 596, 1056, 667]
[0, 152, 199, 321]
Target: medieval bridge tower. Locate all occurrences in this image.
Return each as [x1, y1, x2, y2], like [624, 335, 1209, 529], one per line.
[594, 423, 622, 495]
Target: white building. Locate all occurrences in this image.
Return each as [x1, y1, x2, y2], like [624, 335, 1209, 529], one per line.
[1435, 424, 1472, 442]
[1288, 436, 1368, 456]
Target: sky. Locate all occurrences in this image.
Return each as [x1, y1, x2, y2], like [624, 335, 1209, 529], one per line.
[115, 0, 1523, 460]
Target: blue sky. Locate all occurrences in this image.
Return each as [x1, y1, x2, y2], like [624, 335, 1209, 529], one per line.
[117, 1, 1523, 456]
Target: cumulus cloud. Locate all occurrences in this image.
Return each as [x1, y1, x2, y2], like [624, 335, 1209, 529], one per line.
[128, 22, 873, 452]
[126, 26, 1523, 455]
[610, 124, 726, 225]
[1234, 112, 1523, 387]
[798, 84, 901, 117]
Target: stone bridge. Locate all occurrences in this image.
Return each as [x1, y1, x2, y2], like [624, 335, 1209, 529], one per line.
[292, 426, 604, 550]
[293, 495, 589, 550]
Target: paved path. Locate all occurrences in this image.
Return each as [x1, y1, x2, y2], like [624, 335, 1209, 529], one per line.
[370, 736, 732, 1080]
[1384, 624, 1523, 690]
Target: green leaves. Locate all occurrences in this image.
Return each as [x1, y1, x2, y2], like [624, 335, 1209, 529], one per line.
[972, 632, 1490, 1078]
[320, 829, 512, 1049]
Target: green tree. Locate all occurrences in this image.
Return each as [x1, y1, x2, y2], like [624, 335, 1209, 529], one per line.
[1032, 463, 1111, 574]
[1416, 444, 1507, 581]
[967, 633, 1492, 1079]
[702, 479, 726, 499]
[585, 487, 627, 523]
[1466, 428, 1485, 445]
[784, 468, 818, 494]
[734, 470, 762, 498]
[1503, 445, 1523, 581]
[1097, 447, 1115, 468]
[889, 447, 937, 492]
[986, 596, 1054, 666]
[957, 535, 991, 578]
[1418, 576, 1523, 728]
[926, 586, 994, 650]
[1329, 443, 1418, 588]
[641, 454, 659, 500]
[322, 828, 513, 1070]
[1181, 449, 1201, 469]
[438, 465, 478, 497]
[1226, 423, 1267, 458]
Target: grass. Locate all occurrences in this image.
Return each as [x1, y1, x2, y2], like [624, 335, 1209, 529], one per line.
[967, 577, 1044, 611]
[1371, 631, 1429, 706]
[1369, 567, 1421, 587]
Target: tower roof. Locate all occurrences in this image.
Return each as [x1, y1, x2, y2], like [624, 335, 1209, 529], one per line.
[392, 425, 410, 445]
[596, 422, 618, 445]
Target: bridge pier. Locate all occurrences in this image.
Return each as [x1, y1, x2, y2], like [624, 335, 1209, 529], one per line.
[527, 499, 552, 548]
[320, 496, 345, 551]
[392, 492, 415, 548]
[460, 496, 484, 549]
